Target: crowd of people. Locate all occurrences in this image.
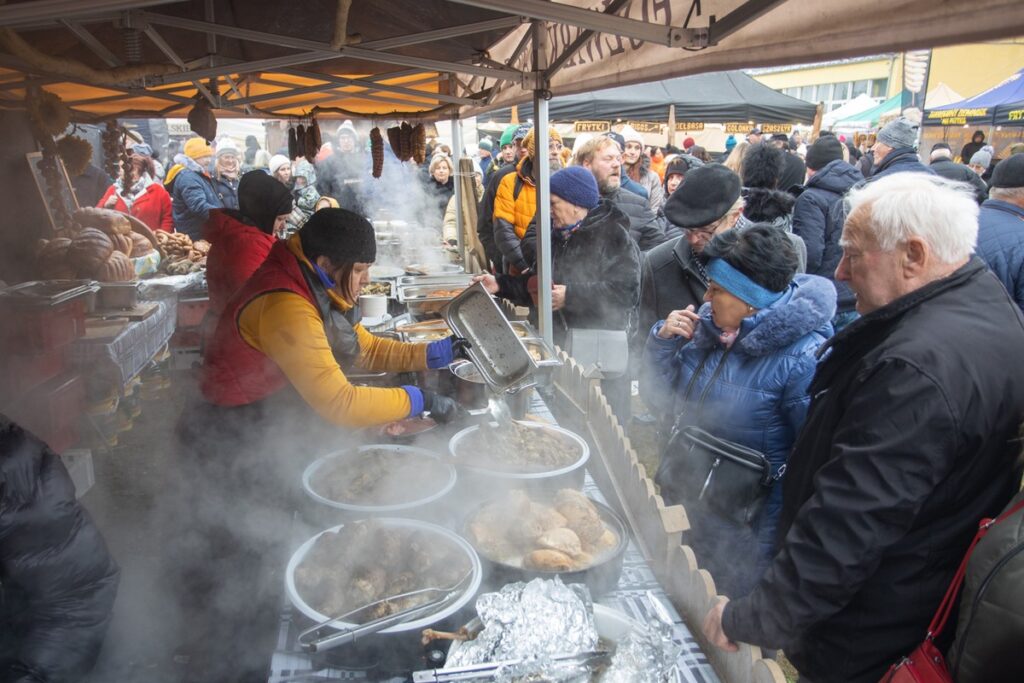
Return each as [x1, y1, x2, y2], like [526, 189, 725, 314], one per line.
[7, 110, 1024, 683]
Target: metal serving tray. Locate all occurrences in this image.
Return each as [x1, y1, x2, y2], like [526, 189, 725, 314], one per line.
[521, 337, 562, 369]
[395, 273, 474, 289]
[0, 280, 99, 307]
[443, 283, 535, 393]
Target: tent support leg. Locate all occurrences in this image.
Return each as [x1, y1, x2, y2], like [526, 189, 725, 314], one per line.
[451, 113, 465, 261]
[532, 20, 553, 347]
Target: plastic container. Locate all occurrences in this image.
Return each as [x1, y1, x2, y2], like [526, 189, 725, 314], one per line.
[177, 296, 210, 328]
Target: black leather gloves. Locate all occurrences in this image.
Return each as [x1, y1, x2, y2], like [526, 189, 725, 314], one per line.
[421, 389, 465, 424]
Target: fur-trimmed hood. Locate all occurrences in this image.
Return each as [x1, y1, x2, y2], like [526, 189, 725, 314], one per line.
[692, 273, 836, 356]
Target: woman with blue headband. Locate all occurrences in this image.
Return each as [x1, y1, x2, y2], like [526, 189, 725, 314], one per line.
[643, 223, 836, 598]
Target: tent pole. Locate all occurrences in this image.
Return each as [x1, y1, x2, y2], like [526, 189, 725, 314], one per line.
[451, 112, 465, 261]
[532, 20, 553, 347]
[668, 104, 676, 149]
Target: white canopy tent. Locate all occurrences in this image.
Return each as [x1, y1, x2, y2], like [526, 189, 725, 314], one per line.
[925, 82, 964, 109]
[822, 93, 878, 129]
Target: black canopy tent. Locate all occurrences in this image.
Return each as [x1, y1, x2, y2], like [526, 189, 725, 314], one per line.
[484, 70, 817, 124]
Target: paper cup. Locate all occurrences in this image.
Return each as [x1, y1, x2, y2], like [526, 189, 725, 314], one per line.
[359, 294, 388, 318]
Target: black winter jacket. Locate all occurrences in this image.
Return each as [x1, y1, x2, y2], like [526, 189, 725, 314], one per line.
[0, 417, 119, 683]
[791, 159, 863, 312]
[722, 259, 1024, 683]
[929, 158, 989, 204]
[603, 187, 668, 252]
[637, 236, 707, 346]
[870, 147, 935, 180]
[501, 200, 640, 345]
[476, 163, 516, 272]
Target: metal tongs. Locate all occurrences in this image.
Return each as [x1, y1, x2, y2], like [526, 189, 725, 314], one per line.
[412, 649, 612, 682]
[297, 571, 473, 654]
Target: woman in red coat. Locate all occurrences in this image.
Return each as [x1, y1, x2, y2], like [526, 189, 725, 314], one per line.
[96, 144, 174, 232]
[203, 170, 293, 319]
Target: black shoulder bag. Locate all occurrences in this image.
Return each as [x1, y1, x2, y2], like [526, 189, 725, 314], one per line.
[655, 348, 784, 527]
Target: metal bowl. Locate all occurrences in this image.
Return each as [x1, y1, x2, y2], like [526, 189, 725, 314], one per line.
[448, 421, 589, 495]
[463, 496, 628, 598]
[285, 518, 483, 633]
[302, 444, 456, 519]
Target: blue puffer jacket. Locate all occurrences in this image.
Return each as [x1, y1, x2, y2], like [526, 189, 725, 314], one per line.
[975, 199, 1024, 314]
[792, 160, 862, 312]
[643, 274, 835, 595]
[170, 162, 223, 239]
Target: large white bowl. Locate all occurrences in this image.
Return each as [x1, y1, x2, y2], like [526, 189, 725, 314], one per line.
[448, 421, 590, 482]
[286, 518, 483, 633]
[302, 444, 456, 515]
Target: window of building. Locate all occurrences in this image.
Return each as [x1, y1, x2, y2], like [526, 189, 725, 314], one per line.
[799, 85, 815, 101]
[851, 80, 871, 97]
[814, 83, 832, 102]
[871, 79, 889, 98]
[833, 82, 851, 101]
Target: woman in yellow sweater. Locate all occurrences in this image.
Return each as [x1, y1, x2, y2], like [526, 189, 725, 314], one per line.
[170, 209, 463, 676]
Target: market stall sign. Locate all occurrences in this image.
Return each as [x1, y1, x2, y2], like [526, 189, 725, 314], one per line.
[759, 123, 792, 134]
[675, 122, 705, 132]
[574, 121, 610, 133]
[926, 107, 992, 126]
[625, 121, 663, 134]
[723, 122, 755, 133]
[997, 108, 1024, 125]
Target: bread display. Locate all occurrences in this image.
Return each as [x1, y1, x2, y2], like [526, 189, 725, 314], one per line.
[67, 227, 114, 275]
[96, 250, 135, 282]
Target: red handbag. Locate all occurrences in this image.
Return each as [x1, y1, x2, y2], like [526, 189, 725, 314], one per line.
[879, 498, 1024, 683]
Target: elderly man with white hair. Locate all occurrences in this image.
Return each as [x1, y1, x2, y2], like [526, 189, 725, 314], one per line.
[702, 173, 1024, 683]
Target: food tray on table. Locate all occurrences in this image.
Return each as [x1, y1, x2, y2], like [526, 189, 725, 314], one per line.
[396, 274, 474, 290]
[398, 285, 469, 319]
[269, 396, 719, 683]
[444, 283, 536, 393]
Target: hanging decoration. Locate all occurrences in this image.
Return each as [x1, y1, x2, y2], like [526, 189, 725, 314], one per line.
[56, 135, 93, 178]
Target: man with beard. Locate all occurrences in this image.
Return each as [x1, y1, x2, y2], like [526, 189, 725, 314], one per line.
[574, 136, 667, 252]
[638, 164, 744, 342]
[476, 124, 530, 272]
[316, 120, 369, 215]
[620, 125, 665, 212]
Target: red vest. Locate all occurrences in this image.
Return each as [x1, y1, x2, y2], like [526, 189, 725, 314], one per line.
[201, 240, 317, 406]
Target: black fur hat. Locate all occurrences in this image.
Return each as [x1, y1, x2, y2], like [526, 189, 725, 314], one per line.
[742, 143, 785, 189]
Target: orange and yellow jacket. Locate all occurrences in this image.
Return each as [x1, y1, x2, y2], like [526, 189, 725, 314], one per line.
[492, 156, 536, 272]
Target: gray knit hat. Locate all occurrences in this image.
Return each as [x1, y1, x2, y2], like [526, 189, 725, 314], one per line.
[876, 118, 919, 149]
[969, 149, 993, 169]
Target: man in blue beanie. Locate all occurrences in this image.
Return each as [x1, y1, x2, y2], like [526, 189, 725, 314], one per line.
[476, 166, 641, 422]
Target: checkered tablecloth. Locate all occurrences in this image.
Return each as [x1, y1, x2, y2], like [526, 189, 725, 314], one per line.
[269, 393, 719, 683]
[70, 298, 177, 389]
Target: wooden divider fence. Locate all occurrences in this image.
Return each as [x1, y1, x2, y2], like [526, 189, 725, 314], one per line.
[548, 350, 785, 683]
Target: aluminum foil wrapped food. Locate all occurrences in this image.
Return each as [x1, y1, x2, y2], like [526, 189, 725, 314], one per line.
[445, 578, 597, 669]
[599, 619, 681, 682]
[495, 658, 590, 683]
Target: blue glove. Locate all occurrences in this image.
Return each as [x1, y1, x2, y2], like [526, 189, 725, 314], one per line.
[425, 335, 471, 369]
